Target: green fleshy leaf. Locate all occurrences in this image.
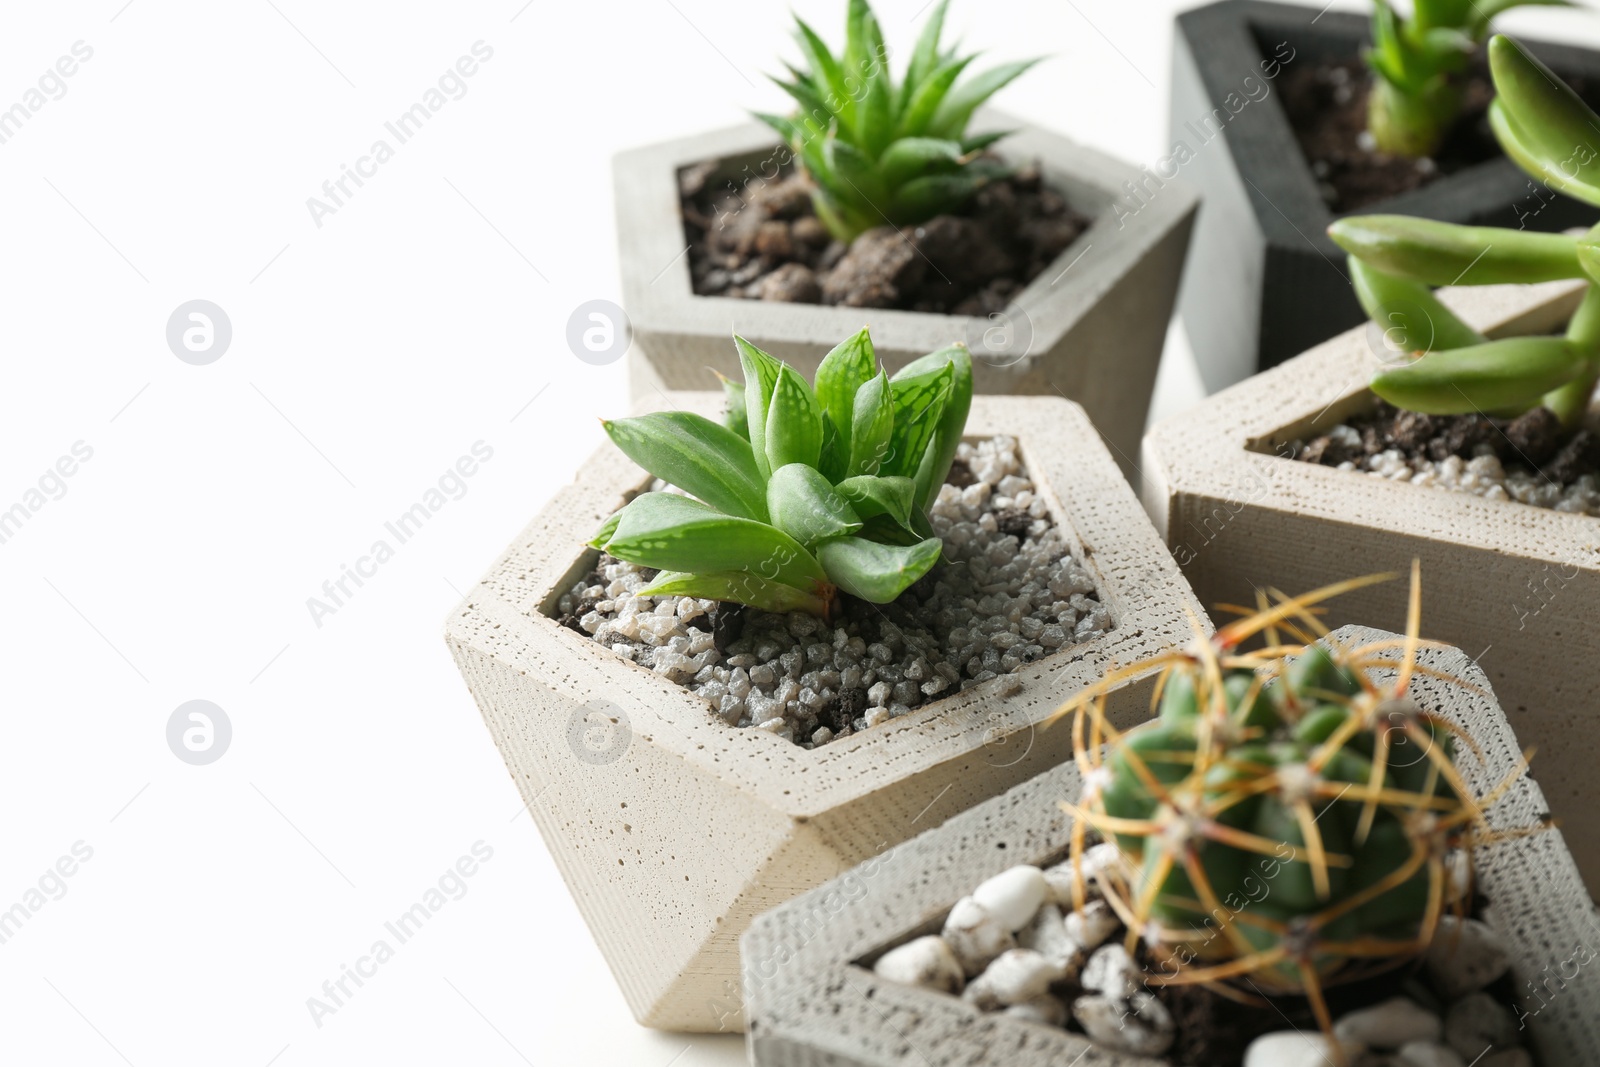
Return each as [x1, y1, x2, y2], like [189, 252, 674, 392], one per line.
[793, 16, 853, 128]
[848, 369, 896, 477]
[818, 415, 849, 483]
[765, 362, 825, 472]
[1371, 335, 1587, 413]
[719, 373, 749, 440]
[1329, 215, 1582, 286]
[1488, 35, 1600, 207]
[836, 475, 917, 525]
[736, 336, 783, 479]
[927, 58, 1042, 139]
[897, 54, 975, 138]
[884, 361, 953, 477]
[588, 509, 623, 549]
[823, 136, 888, 214]
[603, 412, 768, 522]
[767, 463, 863, 547]
[1348, 256, 1486, 356]
[605, 492, 827, 590]
[878, 137, 966, 189]
[901, 0, 950, 115]
[814, 328, 877, 450]
[895, 345, 972, 511]
[636, 569, 828, 616]
[890, 172, 988, 223]
[959, 129, 1013, 154]
[817, 535, 942, 603]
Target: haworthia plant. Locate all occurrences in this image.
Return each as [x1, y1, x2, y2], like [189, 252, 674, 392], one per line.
[592, 329, 973, 617]
[1333, 35, 1600, 429]
[754, 0, 1040, 242]
[1364, 0, 1571, 158]
[1060, 568, 1533, 1057]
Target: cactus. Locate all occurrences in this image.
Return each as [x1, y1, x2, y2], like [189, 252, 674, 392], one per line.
[591, 328, 972, 618]
[1057, 567, 1531, 1055]
[1334, 35, 1600, 430]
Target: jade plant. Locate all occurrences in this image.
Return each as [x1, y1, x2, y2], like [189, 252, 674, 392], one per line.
[1333, 35, 1600, 430]
[1058, 568, 1532, 1057]
[590, 329, 972, 618]
[1365, 0, 1569, 157]
[755, 0, 1039, 242]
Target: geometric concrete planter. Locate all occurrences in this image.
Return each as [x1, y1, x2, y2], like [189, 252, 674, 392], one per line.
[742, 627, 1600, 1066]
[613, 111, 1198, 479]
[445, 391, 1204, 1032]
[1173, 0, 1600, 391]
[1142, 277, 1600, 895]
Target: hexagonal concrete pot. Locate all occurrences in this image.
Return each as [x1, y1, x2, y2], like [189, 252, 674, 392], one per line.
[742, 627, 1600, 1067]
[613, 112, 1198, 480]
[1141, 276, 1600, 894]
[445, 392, 1204, 1032]
[1173, 0, 1600, 391]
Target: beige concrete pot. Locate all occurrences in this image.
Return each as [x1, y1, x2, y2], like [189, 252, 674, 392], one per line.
[742, 627, 1600, 1067]
[1142, 277, 1600, 894]
[613, 111, 1198, 481]
[445, 392, 1204, 1032]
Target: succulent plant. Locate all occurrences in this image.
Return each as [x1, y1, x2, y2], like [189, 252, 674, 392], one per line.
[590, 328, 972, 618]
[1334, 35, 1600, 430]
[1057, 567, 1532, 1054]
[1365, 0, 1569, 158]
[754, 0, 1040, 243]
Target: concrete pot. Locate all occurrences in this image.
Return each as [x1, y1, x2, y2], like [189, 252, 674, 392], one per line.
[445, 392, 1204, 1032]
[1172, 0, 1600, 391]
[742, 627, 1600, 1067]
[1142, 276, 1600, 893]
[612, 112, 1198, 480]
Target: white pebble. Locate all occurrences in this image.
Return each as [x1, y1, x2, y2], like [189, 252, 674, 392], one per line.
[1334, 996, 1441, 1048]
[941, 897, 1014, 977]
[1003, 994, 1066, 1026]
[972, 865, 1048, 931]
[1426, 917, 1510, 999]
[1443, 993, 1517, 1059]
[872, 935, 963, 993]
[1042, 843, 1124, 904]
[1245, 1032, 1364, 1067]
[1065, 899, 1119, 952]
[965, 948, 1055, 1007]
[1072, 991, 1174, 1056]
[1397, 1040, 1467, 1067]
[1017, 903, 1077, 978]
[1081, 943, 1141, 999]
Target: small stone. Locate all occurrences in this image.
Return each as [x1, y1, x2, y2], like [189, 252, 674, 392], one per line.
[1397, 1041, 1466, 1067]
[1042, 843, 1125, 904]
[1334, 996, 1442, 1049]
[1004, 993, 1066, 1026]
[1443, 993, 1517, 1059]
[1081, 943, 1141, 999]
[941, 896, 1014, 977]
[972, 865, 1048, 930]
[1426, 917, 1510, 999]
[1245, 1032, 1364, 1067]
[1072, 991, 1174, 1056]
[872, 935, 963, 993]
[1017, 903, 1077, 978]
[965, 948, 1055, 1008]
[1065, 899, 1119, 952]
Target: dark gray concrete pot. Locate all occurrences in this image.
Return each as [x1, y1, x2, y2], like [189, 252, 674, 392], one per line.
[1173, 0, 1600, 391]
[742, 626, 1600, 1066]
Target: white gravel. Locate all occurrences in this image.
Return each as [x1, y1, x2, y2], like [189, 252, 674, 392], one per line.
[556, 435, 1109, 746]
[1320, 422, 1600, 515]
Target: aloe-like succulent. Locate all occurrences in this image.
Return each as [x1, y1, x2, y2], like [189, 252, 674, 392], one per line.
[1365, 0, 1569, 158]
[1058, 569, 1530, 1057]
[754, 0, 1039, 243]
[1333, 35, 1600, 429]
[591, 329, 972, 618]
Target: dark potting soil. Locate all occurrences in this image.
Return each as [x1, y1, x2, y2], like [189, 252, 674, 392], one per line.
[1277, 54, 1600, 214]
[678, 156, 1090, 314]
[1291, 399, 1600, 489]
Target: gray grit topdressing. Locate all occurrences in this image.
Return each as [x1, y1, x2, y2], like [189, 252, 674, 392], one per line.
[554, 435, 1110, 747]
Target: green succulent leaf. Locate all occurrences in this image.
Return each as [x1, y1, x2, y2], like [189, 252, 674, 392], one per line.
[589, 509, 623, 550]
[637, 569, 829, 617]
[1371, 335, 1587, 414]
[891, 172, 990, 223]
[817, 535, 942, 603]
[1328, 216, 1582, 286]
[896, 345, 973, 510]
[736, 336, 783, 478]
[848, 369, 896, 477]
[901, 0, 949, 114]
[814, 327, 878, 447]
[793, 16, 853, 127]
[885, 360, 954, 477]
[766, 362, 825, 472]
[824, 136, 889, 209]
[604, 492, 828, 590]
[767, 463, 863, 547]
[878, 137, 967, 189]
[897, 54, 975, 138]
[603, 412, 769, 522]
[928, 58, 1042, 139]
[719, 373, 750, 440]
[1348, 256, 1487, 357]
[835, 474, 917, 526]
[1488, 35, 1600, 207]
[817, 415, 849, 484]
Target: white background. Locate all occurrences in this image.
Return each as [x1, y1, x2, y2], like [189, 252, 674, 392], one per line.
[4, 1, 1599, 1065]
